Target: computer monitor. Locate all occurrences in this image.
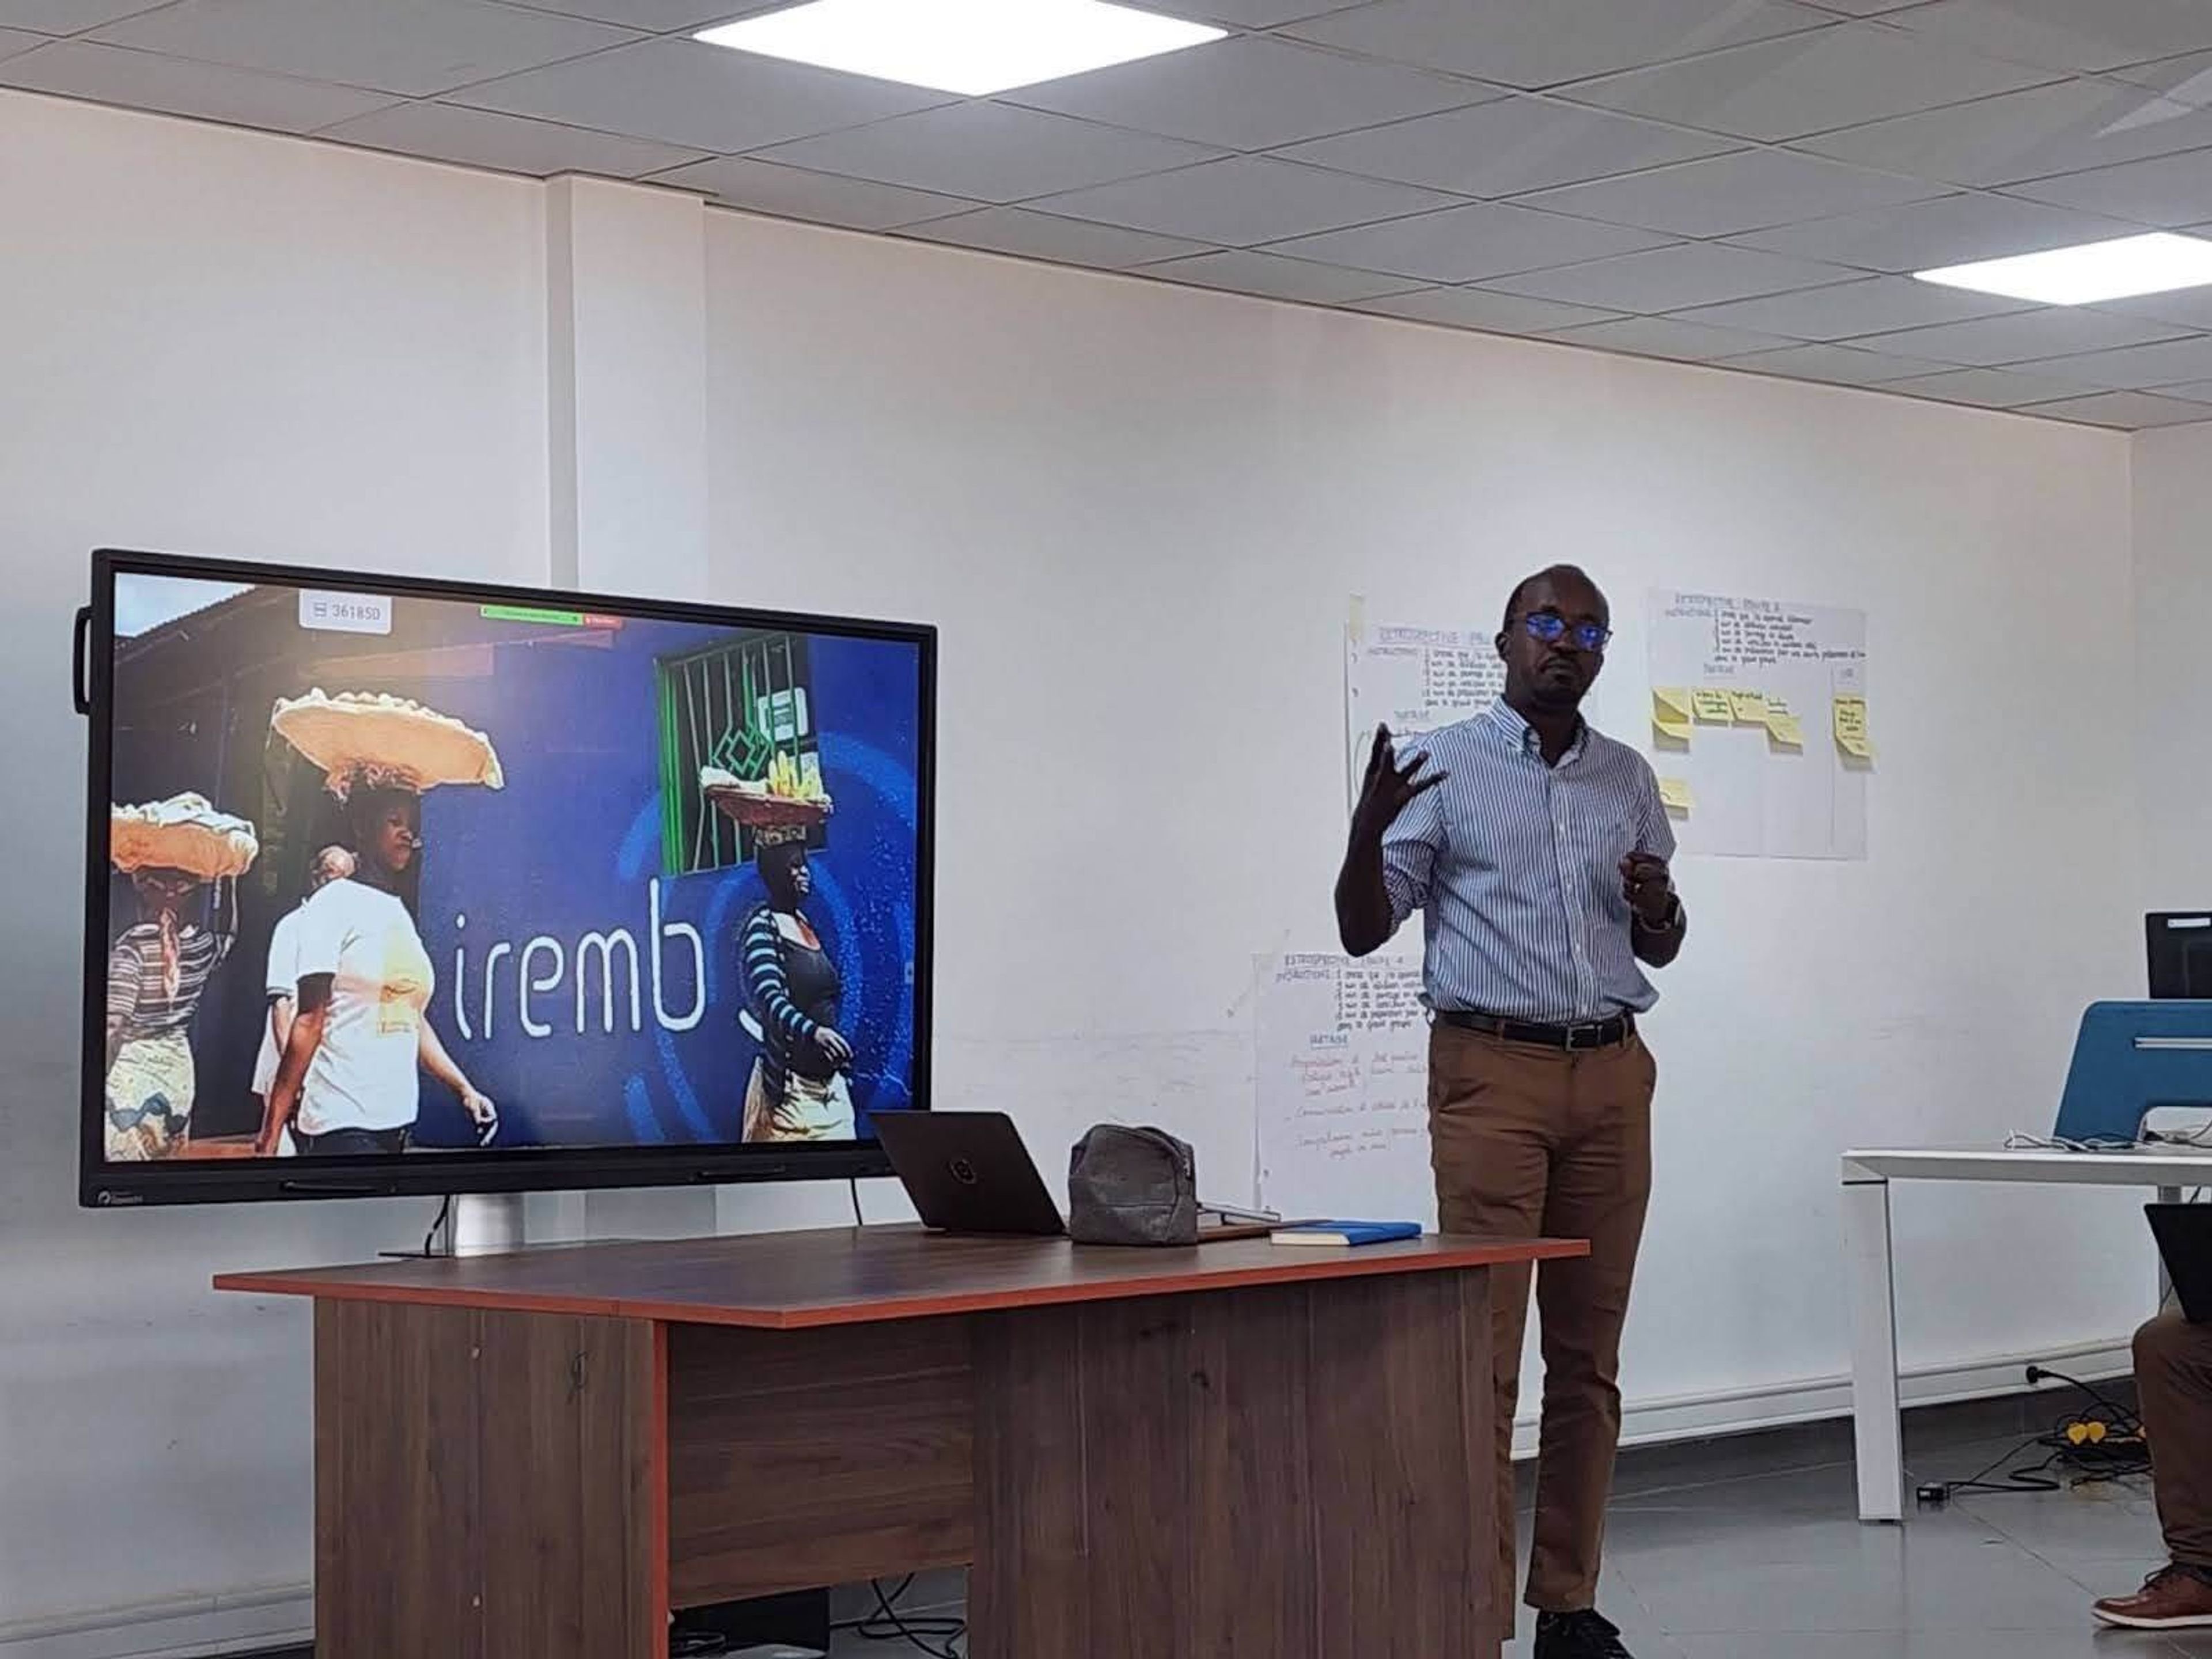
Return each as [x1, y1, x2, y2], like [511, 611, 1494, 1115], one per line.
[2148, 913, 2212, 999]
[79, 548, 935, 1206]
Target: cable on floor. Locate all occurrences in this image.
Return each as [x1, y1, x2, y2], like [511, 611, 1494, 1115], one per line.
[1923, 1368, 2150, 1502]
[830, 1575, 966, 1658]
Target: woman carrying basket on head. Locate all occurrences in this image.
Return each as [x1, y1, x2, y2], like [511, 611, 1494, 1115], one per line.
[256, 691, 503, 1157]
[104, 794, 259, 1160]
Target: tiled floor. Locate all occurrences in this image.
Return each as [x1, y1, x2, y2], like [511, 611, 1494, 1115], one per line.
[813, 1399, 2192, 1659]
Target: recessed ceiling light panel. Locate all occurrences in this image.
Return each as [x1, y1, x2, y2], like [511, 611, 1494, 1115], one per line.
[695, 0, 1226, 97]
[1915, 232, 2212, 306]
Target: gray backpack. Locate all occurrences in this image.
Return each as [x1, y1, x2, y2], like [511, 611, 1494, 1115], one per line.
[1067, 1124, 1199, 1246]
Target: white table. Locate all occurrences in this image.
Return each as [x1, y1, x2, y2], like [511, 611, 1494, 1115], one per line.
[1843, 1145, 2212, 1522]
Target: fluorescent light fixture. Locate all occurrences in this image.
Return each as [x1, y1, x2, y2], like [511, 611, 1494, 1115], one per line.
[1915, 232, 2212, 305]
[694, 0, 1226, 97]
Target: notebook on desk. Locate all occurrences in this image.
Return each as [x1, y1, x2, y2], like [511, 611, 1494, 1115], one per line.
[1270, 1221, 1423, 1248]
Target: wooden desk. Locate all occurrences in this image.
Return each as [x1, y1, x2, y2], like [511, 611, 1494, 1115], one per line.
[218, 1225, 1584, 1658]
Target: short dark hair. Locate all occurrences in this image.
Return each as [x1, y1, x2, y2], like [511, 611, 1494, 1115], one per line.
[1501, 564, 1604, 631]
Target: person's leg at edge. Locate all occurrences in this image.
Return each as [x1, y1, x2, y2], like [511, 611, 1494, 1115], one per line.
[2096, 1312, 2212, 1629]
[1428, 1025, 1562, 1633]
[1528, 1034, 1655, 1653]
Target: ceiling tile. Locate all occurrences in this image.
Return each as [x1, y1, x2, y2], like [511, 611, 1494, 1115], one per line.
[755, 105, 1221, 206]
[453, 37, 945, 152]
[497, 0, 759, 28]
[2023, 389, 2212, 426]
[1478, 241, 1861, 310]
[1517, 147, 1939, 237]
[1883, 0, 2212, 75]
[320, 100, 702, 177]
[1349, 286, 1627, 332]
[1667, 274, 2025, 338]
[2099, 285, 2212, 329]
[1546, 314, 1800, 361]
[1999, 334, 2212, 391]
[1277, 95, 1738, 199]
[652, 156, 977, 229]
[0, 0, 163, 30]
[1794, 74, 2212, 188]
[2005, 146, 2212, 228]
[2157, 379, 2212, 404]
[1137, 0, 1372, 23]
[93, 0, 638, 98]
[1881, 366, 2113, 406]
[1563, 22, 2055, 143]
[2111, 47, 2212, 96]
[1006, 35, 1482, 152]
[1138, 249, 1423, 304]
[1721, 342, 1960, 384]
[0, 25, 41, 58]
[896, 206, 1213, 268]
[1732, 192, 2134, 271]
[1031, 155, 1455, 246]
[1268, 200, 1673, 283]
[1282, 0, 1834, 91]
[0, 39, 397, 130]
[1850, 307, 2190, 364]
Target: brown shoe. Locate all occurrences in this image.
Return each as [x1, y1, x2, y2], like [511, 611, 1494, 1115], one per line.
[2094, 1565, 2212, 1629]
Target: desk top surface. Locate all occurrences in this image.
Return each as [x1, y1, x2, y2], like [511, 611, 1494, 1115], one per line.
[1843, 1145, 2212, 1185]
[215, 1225, 1585, 1330]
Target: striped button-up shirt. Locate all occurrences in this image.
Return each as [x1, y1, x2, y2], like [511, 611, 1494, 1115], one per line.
[1382, 699, 1675, 1022]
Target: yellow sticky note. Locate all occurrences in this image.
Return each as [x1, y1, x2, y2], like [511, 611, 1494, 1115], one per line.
[1833, 695, 1874, 759]
[1766, 712, 1806, 748]
[1729, 690, 1768, 725]
[1653, 715, 1692, 745]
[1653, 687, 1693, 722]
[1658, 777, 1694, 814]
[1691, 689, 1734, 725]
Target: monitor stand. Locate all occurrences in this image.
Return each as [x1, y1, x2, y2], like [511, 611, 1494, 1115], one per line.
[430, 1192, 525, 1256]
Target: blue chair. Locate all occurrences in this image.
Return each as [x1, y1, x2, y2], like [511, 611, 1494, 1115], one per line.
[2054, 1001, 2212, 1146]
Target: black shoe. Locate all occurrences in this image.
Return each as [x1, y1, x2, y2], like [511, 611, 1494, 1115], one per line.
[1534, 1609, 1634, 1658]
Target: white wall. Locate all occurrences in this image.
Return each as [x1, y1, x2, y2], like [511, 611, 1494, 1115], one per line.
[2134, 423, 2212, 911]
[0, 81, 2174, 1649]
[703, 211, 2153, 1436]
[0, 93, 548, 1638]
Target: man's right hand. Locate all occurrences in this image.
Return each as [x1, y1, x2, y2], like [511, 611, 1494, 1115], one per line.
[1350, 724, 1446, 846]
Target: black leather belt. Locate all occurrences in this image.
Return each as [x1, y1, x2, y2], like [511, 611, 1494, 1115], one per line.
[1438, 1009, 1635, 1051]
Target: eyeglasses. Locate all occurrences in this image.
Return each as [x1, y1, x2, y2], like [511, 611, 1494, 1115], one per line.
[1519, 610, 1612, 652]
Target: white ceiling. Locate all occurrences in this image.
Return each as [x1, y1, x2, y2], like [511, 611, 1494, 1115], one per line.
[6, 0, 2212, 430]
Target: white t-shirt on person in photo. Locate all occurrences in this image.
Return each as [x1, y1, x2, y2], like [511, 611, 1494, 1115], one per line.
[251, 905, 305, 1100]
[290, 877, 434, 1138]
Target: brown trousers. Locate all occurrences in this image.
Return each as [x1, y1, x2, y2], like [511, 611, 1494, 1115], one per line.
[1428, 1022, 1656, 1617]
[2138, 1311, 2212, 1570]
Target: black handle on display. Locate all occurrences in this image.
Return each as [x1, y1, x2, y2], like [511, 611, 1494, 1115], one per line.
[71, 605, 93, 715]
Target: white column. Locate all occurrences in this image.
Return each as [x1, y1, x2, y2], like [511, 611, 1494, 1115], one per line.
[544, 174, 710, 603]
[1842, 1158, 1905, 1522]
[544, 175, 719, 1238]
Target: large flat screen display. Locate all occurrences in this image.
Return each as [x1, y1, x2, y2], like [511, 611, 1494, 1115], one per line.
[79, 550, 933, 1205]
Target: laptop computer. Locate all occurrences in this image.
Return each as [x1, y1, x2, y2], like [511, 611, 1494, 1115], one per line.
[2148, 1203, 2212, 1322]
[872, 1111, 1066, 1237]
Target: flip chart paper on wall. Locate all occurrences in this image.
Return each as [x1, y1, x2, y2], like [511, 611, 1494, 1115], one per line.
[1255, 953, 1437, 1228]
[1344, 605, 1505, 806]
[1646, 590, 1869, 861]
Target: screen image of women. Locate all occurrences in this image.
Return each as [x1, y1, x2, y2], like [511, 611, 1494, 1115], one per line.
[256, 785, 493, 1156]
[740, 827, 856, 1142]
[104, 793, 259, 1161]
[255, 691, 505, 1158]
